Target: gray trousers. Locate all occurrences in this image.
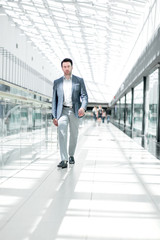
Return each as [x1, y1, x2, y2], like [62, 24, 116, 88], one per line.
[58, 107, 79, 162]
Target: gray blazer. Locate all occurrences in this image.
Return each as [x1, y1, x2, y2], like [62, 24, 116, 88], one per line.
[52, 74, 88, 119]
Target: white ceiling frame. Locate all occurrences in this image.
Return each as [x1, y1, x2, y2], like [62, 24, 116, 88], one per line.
[1, 0, 149, 103]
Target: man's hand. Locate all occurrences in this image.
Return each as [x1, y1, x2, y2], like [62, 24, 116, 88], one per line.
[53, 118, 58, 126]
[78, 107, 85, 117]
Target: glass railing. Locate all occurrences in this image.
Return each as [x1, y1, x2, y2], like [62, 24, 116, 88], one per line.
[0, 80, 57, 183]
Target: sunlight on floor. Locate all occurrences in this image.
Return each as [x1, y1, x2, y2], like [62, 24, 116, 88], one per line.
[1, 123, 160, 240]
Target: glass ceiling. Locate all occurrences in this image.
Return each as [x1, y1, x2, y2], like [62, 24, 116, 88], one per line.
[1, 0, 149, 103]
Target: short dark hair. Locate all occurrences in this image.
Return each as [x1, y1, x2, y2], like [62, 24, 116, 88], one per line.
[61, 58, 73, 67]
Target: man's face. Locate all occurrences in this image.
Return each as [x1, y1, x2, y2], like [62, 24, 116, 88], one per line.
[62, 61, 73, 76]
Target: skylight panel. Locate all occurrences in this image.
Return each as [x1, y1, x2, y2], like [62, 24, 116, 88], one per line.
[46, 0, 63, 8]
[21, 15, 29, 21]
[34, 23, 47, 30]
[55, 20, 68, 28]
[65, 15, 79, 23]
[21, 20, 32, 26]
[5, 9, 19, 17]
[30, 15, 43, 23]
[20, 0, 31, 3]
[28, 27, 39, 34]
[40, 32, 52, 39]
[43, 18, 53, 25]
[89, 91, 105, 101]
[34, 0, 44, 4]
[1, 0, 150, 102]
[82, 18, 97, 26]
[6, 2, 19, 8]
[36, 7, 48, 15]
[22, 4, 37, 12]
[72, 31, 82, 38]
[79, 5, 96, 15]
[60, 3, 77, 11]
[12, 18, 24, 25]
[51, 10, 66, 19]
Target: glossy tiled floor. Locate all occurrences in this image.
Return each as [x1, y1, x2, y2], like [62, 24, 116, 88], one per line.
[1, 121, 160, 240]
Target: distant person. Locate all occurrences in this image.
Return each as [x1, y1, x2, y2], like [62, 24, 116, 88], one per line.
[107, 115, 110, 124]
[97, 105, 103, 126]
[102, 109, 106, 123]
[92, 106, 98, 122]
[52, 58, 88, 169]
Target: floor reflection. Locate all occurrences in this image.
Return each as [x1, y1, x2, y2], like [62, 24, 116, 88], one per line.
[124, 129, 160, 161]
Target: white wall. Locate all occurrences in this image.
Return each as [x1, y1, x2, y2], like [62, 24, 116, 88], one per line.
[0, 14, 58, 82]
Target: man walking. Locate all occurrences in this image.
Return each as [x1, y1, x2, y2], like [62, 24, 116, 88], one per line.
[52, 58, 88, 168]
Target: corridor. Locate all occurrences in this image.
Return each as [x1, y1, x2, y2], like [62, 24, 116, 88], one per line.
[0, 121, 160, 240]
